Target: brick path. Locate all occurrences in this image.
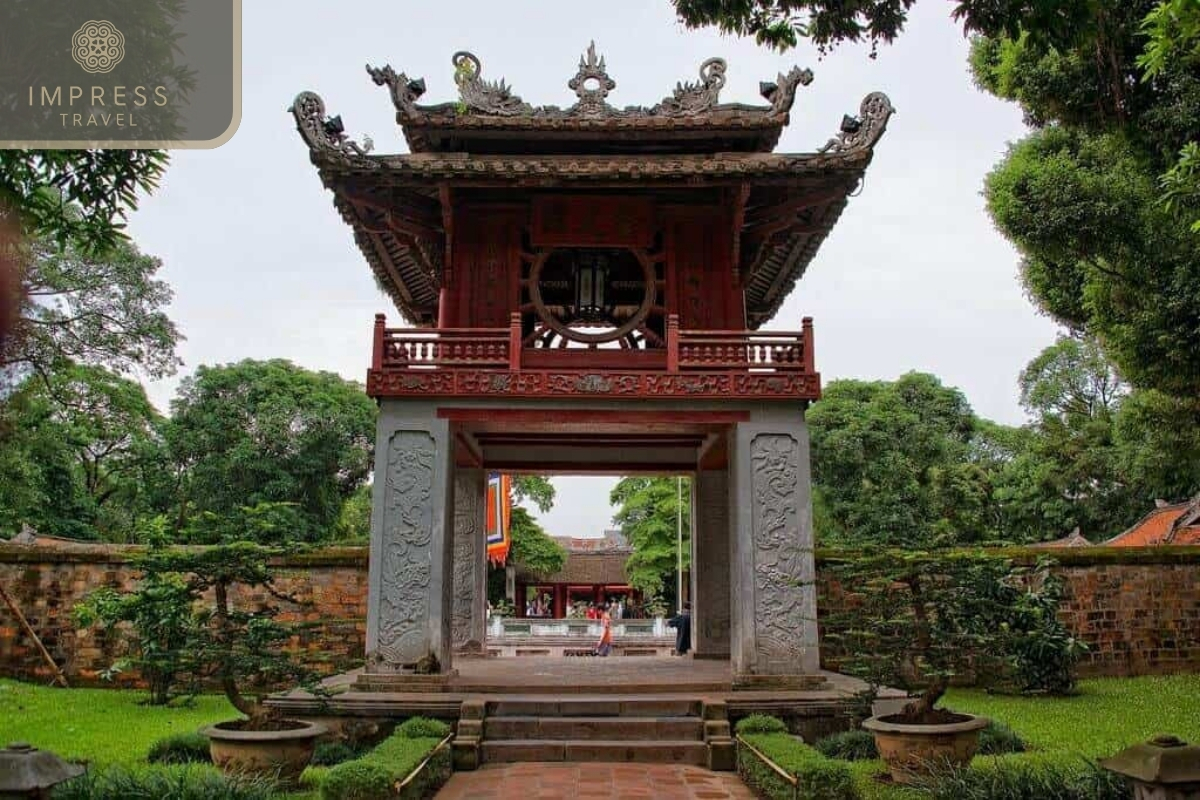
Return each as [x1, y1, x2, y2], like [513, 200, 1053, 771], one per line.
[436, 763, 755, 799]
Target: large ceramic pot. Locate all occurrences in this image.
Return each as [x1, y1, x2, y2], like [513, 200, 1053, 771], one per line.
[201, 719, 327, 783]
[863, 712, 989, 785]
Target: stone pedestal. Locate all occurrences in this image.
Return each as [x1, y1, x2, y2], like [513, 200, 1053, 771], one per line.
[452, 468, 487, 656]
[728, 414, 820, 679]
[365, 401, 455, 675]
[691, 470, 730, 658]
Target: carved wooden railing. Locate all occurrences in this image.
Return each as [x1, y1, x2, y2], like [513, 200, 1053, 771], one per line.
[372, 313, 813, 375]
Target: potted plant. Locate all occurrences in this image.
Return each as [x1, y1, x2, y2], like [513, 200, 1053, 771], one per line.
[824, 550, 1011, 784]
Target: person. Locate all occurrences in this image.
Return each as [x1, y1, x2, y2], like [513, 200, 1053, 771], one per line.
[667, 602, 692, 656]
[595, 602, 614, 656]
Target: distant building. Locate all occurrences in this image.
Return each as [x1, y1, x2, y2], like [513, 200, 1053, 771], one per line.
[514, 532, 638, 618]
[1030, 528, 1092, 549]
[1102, 497, 1200, 547]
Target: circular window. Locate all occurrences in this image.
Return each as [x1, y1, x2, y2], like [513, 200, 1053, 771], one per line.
[526, 247, 657, 346]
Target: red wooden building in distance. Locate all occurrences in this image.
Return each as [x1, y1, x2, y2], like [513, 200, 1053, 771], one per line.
[290, 45, 892, 687]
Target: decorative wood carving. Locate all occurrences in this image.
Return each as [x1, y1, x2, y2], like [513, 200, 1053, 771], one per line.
[375, 431, 436, 667]
[525, 247, 657, 345]
[289, 92, 373, 159]
[758, 66, 814, 116]
[569, 42, 616, 116]
[366, 64, 427, 115]
[530, 196, 656, 248]
[749, 433, 808, 671]
[367, 368, 820, 400]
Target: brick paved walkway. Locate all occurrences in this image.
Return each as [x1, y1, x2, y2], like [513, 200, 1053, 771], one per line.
[436, 763, 755, 799]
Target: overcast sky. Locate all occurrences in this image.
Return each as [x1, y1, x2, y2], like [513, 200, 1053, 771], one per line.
[125, 1, 1059, 539]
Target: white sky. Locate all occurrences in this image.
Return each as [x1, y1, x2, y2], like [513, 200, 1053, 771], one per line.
[125, 1, 1058, 539]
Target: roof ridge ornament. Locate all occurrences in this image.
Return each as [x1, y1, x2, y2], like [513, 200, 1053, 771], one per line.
[289, 91, 374, 158]
[819, 92, 895, 153]
[759, 66, 814, 116]
[569, 41, 615, 115]
[652, 57, 727, 116]
[367, 64, 427, 116]
[452, 51, 531, 116]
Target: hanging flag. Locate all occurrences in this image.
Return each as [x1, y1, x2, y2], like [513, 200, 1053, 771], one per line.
[485, 472, 512, 565]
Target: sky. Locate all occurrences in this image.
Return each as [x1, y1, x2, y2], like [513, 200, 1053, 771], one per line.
[125, 1, 1060, 539]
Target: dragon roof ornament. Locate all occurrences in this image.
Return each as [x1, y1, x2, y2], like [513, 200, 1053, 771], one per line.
[363, 45, 814, 120]
[819, 92, 894, 154]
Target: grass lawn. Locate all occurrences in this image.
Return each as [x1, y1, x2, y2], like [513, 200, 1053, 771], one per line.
[0, 679, 236, 767]
[846, 673, 1200, 799]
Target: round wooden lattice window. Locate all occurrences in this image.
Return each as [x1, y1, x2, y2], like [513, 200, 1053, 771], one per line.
[526, 247, 657, 345]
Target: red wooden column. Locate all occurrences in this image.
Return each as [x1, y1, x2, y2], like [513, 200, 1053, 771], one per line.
[553, 584, 566, 619]
[515, 583, 526, 618]
[593, 585, 604, 607]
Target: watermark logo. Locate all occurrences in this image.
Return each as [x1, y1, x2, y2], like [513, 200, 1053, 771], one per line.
[71, 20, 126, 74]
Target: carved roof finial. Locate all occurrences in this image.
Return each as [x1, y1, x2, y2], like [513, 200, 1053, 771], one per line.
[451, 51, 531, 116]
[819, 92, 895, 154]
[652, 57, 727, 116]
[569, 41, 615, 115]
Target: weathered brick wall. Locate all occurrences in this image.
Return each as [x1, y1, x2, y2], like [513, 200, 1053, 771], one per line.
[815, 547, 1200, 679]
[0, 545, 368, 686]
[1, 545, 1197, 685]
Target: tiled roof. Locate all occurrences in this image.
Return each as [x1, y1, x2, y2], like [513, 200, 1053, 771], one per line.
[1104, 499, 1200, 547]
[517, 552, 630, 585]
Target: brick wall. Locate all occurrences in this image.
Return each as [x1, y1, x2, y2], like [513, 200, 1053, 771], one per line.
[1, 544, 1197, 686]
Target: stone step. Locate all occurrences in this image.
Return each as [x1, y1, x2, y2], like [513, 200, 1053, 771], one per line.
[484, 715, 704, 741]
[488, 697, 701, 718]
[481, 739, 709, 765]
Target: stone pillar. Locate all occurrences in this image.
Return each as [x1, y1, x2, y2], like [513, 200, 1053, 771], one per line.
[727, 413, 820, 681]
[451, 468, 486, 655]
[691, 469, 731, 658]
[365, 402, 456, 675]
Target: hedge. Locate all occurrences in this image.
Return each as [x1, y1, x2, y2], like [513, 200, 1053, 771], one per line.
[738, 732, 858, 800]
[320, 720, 451, 800]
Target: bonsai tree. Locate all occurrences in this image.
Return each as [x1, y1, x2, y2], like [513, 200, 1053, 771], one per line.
[823, 549, 1020, 723]
[79, 503, 321, 723]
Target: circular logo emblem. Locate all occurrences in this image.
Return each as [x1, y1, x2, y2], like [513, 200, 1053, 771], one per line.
[71, 20, 125, 74]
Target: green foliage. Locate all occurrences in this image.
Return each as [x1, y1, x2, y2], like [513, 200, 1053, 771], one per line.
[3, 239, 181, 385]
[507, 505, 566, 577]
[979, 721, 1027, 755]
[76, 572, 199, 705]
[333, 483, 372, 542]
[824, 551, 1082, 719]
[52, 765, 274, 800]
[320, 761, 393, 800]
[310, 742, 359, 767]
[610, 476, 691, 598]
[163, 359, 376, 539]
[739, 733, 859, 800]
[919, 759, 1130, 800]
[735, 714, 789, 735]
[809, 373, 993, 547]
[0, 150, 169, 253]
[512, 475, 555, 514]
[814, 729, 878, 761]
[146, 732, 213, 765]
[321, 728, 448, 800]
[395, 716, 451, 739]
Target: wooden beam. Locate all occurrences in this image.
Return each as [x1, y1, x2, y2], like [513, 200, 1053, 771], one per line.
[437, 409, 751, 424]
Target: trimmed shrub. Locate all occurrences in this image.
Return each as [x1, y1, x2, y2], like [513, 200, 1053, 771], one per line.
[734, 714, 788, 735]
[922, 759, 1131, 800]
[395, 716, 451, 739]
[979, 721, 1027, 755]
[53, 765, 274, 800]
[814, 729, 878, 761]
[299, 765, 329, 791]
[311, 741, 358, 766]
[147, 731, 212, 765]
[738, 733, 859, 800]
[319, 761, 392, 800]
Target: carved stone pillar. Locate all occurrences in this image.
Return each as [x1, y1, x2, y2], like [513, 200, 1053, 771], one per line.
[365, 401, 455, 675]
[451, 468, 486, 655]
[728, 413, 820, 681]
[691, 469, 730, 658]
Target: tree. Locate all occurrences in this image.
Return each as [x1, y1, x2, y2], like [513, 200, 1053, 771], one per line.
[808, 373, 994, 547]
[2, 238, 181, 388]
[163, 360, 376, 540]
[0, 364, 163, 539]
[670, 0, 1089, 54]
[507, 505, 566, 577]
[609, 476, 691, 602]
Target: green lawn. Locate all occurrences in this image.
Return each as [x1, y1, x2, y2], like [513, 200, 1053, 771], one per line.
[0, 680, 236, 767]
[846, 674, 1200, 799]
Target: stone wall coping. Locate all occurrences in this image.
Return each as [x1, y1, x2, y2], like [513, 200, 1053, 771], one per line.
[2, 542, 1198, 568]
